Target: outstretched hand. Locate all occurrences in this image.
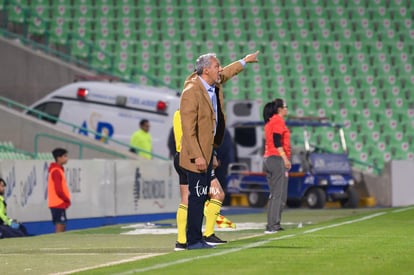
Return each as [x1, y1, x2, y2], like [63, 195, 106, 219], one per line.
[243, 50, 260, 63]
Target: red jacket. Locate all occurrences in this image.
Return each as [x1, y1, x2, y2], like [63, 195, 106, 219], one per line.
[48, 163, 71, 209]
[264, 114, 291, 159]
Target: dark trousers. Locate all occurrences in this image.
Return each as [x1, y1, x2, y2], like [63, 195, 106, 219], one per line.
[0, 224, 27, 238]
[186, 161, 213, 245]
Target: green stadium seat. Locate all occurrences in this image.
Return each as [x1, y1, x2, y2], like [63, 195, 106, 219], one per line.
[0, 141, 14, 151]
[369, 96, 388, 110]
[6, 0, 414, 169]
[70, 38, 90, 59]
[381, 118, 400, 135]
[95, 16, 115, 30]
[48, 19, 70, 45]
[116, 2, 137, 17]
[160, 25, 181, 41]
[91, 50, 113, 71]
[25, 0, 50, 35]
[95, 2, 115, 18]
[113, 61, 134, 81]
[7, 0, 27, 24]
[114, 38, 135, 52]
[72, 18, 93, 41]
[346, 128, 364, 145]
[27, 8, 49, 35]
[0, 141, 33, 160]
[73, 1, 94, 19]
[243, 4, 265, 20]
[50, 2, 71, 20]
[93, 26, 116, 43]
[342, 95, 364, 111]
[35, 152, 53, 160]
[138, 57, 157, 77]
[180, 22, 202, 41]
[115, 15, 136, 29]
[158, 4, 180, 25]
[117, 50, 138, 76]
[385, 131, 405, 149]
[136, 18, 157, 40]
[95, 38, 114, 53]
[138, 2, 157, 19]
[356, 149, 372, 166]
[48, 2, 71, 43]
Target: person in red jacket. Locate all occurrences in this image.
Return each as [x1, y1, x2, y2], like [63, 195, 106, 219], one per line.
[48, 148, 71, 233]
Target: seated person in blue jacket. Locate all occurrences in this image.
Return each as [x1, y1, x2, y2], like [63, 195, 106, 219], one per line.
[0, 178, 29, 238]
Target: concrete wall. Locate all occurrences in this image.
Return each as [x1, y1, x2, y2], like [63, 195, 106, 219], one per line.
[0, 158, 179, 235]
[391, 160, 414, 207]
[0, 36, 95, 105]
[358, 161, 414, 207]
[0, 105, 136, 160]
[358, 165, 392, 207]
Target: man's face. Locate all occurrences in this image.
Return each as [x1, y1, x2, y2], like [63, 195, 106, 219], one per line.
[141, 122, 150, 133]
[0, 182, 5, 196]
[58, 154, 69, 166]
[204, 57, 223, 85]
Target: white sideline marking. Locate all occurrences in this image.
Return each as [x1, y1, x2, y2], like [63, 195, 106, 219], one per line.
[392, 206, 414, 213]
[121, 222, 269, 235]
[49, 254, 163, 275]
[114, 211, 388, 275]
[121, 222, 313, 235]
[114, 234, 296, 275]
[303, 212, 386, 234]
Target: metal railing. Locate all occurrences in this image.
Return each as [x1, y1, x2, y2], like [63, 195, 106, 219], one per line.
[33, 133, 127, 159]
[291, 133, 381, 175]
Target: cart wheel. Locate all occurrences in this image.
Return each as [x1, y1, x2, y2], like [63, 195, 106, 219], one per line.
[340, 186, 359, 208]
[306, 188, 326, 209]
[247, 189, 268, 208]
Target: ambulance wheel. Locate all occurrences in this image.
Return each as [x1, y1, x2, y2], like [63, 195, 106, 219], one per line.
[306, 188, 326, 209]
[247, 189, 268, 208]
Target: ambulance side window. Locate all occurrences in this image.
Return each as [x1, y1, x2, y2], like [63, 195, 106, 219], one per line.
[28, 102, 62, 124]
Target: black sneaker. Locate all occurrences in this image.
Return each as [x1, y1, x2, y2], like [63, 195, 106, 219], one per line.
[187, 241, 215, 250]
[203, 234, 227, 245]
[174, 242, 187, 251]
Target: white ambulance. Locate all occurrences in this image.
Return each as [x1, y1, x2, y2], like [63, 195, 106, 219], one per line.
[27, 81, 180, 159]
[225, 99, 264, 172]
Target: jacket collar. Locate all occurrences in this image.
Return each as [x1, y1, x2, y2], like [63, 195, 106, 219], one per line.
[199, 76, 215, 92]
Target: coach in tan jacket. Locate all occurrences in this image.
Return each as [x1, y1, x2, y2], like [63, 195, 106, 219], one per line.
[180, 51, 259, 249]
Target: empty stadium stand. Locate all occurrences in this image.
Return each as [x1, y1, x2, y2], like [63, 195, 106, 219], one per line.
[0, 141, 29, 159]
[0, 0, 413, 172]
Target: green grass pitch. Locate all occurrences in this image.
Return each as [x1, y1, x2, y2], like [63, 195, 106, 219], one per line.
[1, 207, 413, 274]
